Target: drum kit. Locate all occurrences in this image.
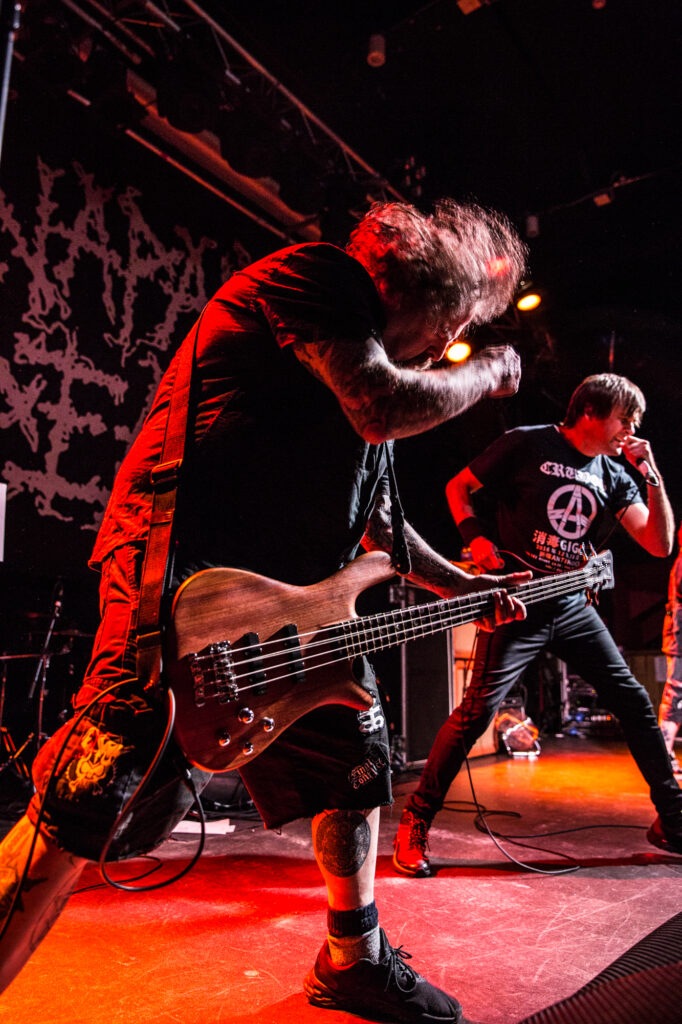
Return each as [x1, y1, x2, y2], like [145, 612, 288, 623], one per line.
[0, 583, 94, 793]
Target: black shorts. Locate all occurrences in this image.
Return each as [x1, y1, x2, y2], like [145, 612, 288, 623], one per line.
[28, 545, 393, 860]
[240, 658, 393, 829]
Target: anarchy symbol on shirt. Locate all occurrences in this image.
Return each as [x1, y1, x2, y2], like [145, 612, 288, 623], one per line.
[546, 484, 598, 539]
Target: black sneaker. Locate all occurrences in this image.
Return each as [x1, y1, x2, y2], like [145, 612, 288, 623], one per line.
[646, 815, 682, 855]
[304, 928, 462, 1023]
[393, 809, 431, 877]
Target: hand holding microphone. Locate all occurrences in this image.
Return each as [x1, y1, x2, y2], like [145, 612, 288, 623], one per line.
[635, 457, 659, 488]
[623, 436, 660, 487]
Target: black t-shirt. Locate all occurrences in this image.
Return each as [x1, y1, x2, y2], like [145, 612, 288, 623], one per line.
[469, 424, 642, 573]
[91, 243, 389, 587]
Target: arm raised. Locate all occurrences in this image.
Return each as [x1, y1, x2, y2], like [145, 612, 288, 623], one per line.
[293, 335, 520, 445]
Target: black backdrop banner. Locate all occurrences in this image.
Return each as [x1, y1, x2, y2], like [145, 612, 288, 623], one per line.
[0, 72, 274, 640]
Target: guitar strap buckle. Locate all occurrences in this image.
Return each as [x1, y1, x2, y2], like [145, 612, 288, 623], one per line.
[150, 459, 182, 491]
[136, 628, 165, 697]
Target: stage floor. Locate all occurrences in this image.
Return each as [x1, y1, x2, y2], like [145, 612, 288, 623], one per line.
[1, 735, 681, 1024]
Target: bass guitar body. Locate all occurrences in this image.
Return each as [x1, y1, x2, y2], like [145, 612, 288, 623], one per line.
[166, 548, 613, 774]
[167, 551, 396, 772]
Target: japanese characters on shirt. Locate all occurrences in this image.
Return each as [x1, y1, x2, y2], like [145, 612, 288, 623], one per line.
[470, 425, 641, 573]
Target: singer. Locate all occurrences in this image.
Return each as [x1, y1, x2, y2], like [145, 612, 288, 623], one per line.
[393, 372, 682, 878]
[635, 456, 660, 487]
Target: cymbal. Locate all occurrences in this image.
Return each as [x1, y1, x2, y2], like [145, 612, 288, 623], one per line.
[29, 629, 94, 639]
[0, 652, 67, 661]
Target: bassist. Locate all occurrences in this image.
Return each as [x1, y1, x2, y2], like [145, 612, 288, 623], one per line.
[0, 199, 529, 1023]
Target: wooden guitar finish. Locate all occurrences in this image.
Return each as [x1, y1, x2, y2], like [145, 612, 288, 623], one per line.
[167, 552, 395, 772]
[166, 549, 614, 772]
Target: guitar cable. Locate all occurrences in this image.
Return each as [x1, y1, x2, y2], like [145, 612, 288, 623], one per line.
[96, 686, 208, 893]
[452, 622, 581, 876]
[450, 527, 636, 875]
[0, 682, 207, 945]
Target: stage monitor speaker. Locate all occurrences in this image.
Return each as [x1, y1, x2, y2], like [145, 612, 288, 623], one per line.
[402, 626, 453, 767]
[381, 585, 499, 767]
[452, 622, 499, 758]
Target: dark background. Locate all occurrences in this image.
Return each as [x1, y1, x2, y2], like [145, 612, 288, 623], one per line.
[0, 0, 680, 749]
[192, 0, 682, 640]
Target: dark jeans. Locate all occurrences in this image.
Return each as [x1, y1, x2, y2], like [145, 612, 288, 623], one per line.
[408, 594, 682, 826]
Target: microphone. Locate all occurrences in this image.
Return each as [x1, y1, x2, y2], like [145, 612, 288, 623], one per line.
[636, 457, 660, 488]
[52, 579, 64, 617]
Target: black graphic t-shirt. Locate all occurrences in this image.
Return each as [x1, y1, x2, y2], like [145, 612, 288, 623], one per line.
[91, 242, 388, 586]
[469, 424, 642, 573]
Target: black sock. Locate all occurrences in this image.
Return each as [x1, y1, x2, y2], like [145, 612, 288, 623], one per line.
[327, 902, 381, 965]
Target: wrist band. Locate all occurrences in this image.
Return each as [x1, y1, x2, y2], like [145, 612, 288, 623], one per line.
[457, 516, 486, 546]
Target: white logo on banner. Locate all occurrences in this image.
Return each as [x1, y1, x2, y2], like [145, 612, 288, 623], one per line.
[0, 156, 248, 531]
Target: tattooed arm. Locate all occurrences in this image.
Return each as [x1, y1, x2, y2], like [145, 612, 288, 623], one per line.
[292, 335, 520, 445]
[363, 491, 528, 624]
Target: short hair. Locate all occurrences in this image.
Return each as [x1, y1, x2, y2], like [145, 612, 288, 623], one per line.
[345, 199, 527, 328]
[563, 373, 646, 427]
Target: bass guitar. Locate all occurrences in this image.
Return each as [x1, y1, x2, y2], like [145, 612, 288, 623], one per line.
[166, 549, 614, 772]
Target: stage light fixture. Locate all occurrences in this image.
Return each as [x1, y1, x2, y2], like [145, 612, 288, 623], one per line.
[457, 0, 495, 13]
[592, 189, 614, 207]
[367, 34, 386, 68]
[515, 282, 542, 312]
[525, 213, 540, 239]
[445, 340, 472, 363]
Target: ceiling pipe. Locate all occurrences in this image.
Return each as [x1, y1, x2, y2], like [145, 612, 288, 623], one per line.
[127, 71, 322, 240]
[178, 0, 405, 201]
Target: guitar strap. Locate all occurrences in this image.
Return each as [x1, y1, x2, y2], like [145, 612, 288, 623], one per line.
[383, 441, 412, 577]
[132, 315, 411, 692]
[135, 310, 204, 695]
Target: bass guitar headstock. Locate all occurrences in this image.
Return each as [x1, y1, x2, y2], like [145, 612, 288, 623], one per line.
[582, 548, 614, 605]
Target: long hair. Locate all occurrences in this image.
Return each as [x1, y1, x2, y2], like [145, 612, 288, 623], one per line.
[346, 199, 527, 327]
[563, 373, 646, 427]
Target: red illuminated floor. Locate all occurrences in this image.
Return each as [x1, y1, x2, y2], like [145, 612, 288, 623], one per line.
[1, 736, 681, 1024]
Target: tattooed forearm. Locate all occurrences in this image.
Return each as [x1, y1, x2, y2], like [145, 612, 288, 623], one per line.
[364, 498, 472, 597]
[295, 337, 516, 442]
[294, 338, 390, 440]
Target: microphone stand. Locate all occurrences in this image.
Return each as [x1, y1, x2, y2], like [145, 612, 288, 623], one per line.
[0, 0, 22, 170]
[388, 576, 410, 771]
[28, 583, 63, 748]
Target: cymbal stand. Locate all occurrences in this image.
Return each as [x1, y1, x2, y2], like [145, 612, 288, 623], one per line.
[28, 583, 63, 748]
[0, 658, 32, 779]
